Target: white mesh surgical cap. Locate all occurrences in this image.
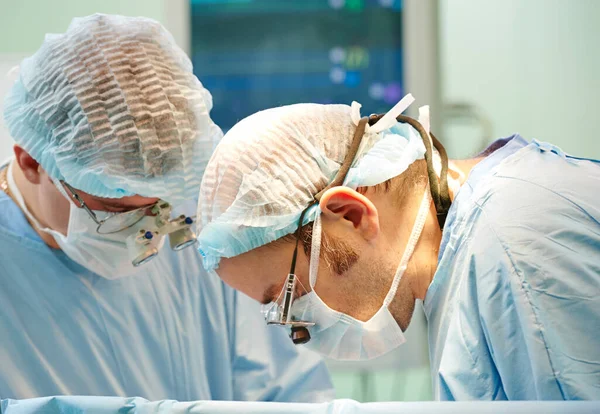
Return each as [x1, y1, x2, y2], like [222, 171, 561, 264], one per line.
[197, 95, 427, 271]
[3, 14, 222, 204]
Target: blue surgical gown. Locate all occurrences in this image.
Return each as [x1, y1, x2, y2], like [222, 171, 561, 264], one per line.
[425, 135, 600, 400]
[0, 192, 334, 401]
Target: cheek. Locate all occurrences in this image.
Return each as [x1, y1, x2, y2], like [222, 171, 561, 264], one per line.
[313, 254, 391, 322]
[37, 177, 71, 234]
[311, 261, 351, 313]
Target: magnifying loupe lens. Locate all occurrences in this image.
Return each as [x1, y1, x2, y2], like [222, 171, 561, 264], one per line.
[169, 227, 197, 251]
[132, 247, 158, 266]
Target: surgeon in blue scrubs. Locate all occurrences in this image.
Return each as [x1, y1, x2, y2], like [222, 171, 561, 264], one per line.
[194, 99, 600, 400]
[0, 14, 333, 401]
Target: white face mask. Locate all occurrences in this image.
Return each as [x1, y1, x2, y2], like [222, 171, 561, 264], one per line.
[291, 187, 432, 361]
[6, 162, 166, 279]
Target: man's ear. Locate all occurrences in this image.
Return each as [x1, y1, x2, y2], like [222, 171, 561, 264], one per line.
[319, 186, 380, 241]
[14, 145, 41, 184]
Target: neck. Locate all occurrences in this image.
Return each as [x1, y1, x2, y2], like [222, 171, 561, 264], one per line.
[407, 203, 442, 300]
[11, 162, 60, 248]
[405, 157, 484, 300]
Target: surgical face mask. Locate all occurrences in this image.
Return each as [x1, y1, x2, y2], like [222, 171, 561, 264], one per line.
[54, 202, 167, 279]
[6, 162, 196, 279]
[290, 187, 432, 361]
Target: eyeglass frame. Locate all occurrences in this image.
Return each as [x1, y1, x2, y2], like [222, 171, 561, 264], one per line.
[60, 181, 158, 234]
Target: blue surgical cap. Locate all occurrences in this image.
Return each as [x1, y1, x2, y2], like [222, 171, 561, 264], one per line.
[4, 14, 222, 204]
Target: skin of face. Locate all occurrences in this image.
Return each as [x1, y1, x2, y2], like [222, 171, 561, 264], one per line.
[216, 158, 479, 331]
[11, 145, 159, 249]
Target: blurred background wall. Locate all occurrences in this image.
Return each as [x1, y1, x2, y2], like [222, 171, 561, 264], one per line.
[0, 0, 598, 402]
[439, 0, 600, 160]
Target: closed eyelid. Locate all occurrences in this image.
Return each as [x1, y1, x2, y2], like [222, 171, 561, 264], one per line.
[93, 201, 155, 213]
[261, 283, 280, 305]
[100, 206, 129, 212]
[261, 279, 308, 305]
[294, 289, 308, 299]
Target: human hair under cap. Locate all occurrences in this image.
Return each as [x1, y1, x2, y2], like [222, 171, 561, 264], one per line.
[196, 95, 428, 271]
[3, 13, 222, 205]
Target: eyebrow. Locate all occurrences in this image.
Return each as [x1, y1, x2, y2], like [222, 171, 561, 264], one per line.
[99, 200, 156, 210]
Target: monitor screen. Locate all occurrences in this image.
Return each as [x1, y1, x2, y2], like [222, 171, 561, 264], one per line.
[190, 0, 403, 131]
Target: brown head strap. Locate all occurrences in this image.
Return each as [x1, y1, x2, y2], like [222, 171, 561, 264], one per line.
[314, 117, 369, 202]
[313, 114, 451, 229]
[369, 113, 451, 229]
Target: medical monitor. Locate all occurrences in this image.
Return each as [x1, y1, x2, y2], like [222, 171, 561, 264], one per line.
[190, 0, 410, 131]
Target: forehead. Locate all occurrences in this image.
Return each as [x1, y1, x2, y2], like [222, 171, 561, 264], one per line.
[216, 240, 295, 303]
[75, 187, 159, 209]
